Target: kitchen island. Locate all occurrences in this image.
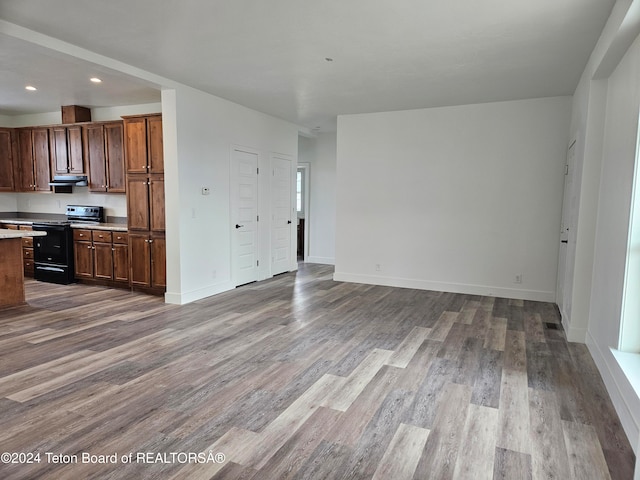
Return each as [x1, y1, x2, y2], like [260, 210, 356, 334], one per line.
[0, 229, 46, 307]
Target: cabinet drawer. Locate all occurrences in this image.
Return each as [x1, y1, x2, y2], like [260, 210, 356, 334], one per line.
[23, 247, 34, 259]
[22, 236, 33, 247]
[19, 225, 33, 231]
[24, 259, 34, 276]
[4, 224, 18, 230]
[92, 230, 112, 243]
[73, 229, 92, 241]
[112, 232, 128, 244]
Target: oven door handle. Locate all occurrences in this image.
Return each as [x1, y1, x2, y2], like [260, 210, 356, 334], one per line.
[35, 266, 65, 273]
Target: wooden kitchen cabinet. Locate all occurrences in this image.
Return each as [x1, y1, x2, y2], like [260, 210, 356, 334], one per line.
[127, 174, 164, 232]
[19, 225, 34, 277]
[129, 232, 165, 289]
[124, 113, 165, 295]
[84, 121, 125, 193]
[123, 114, 163, 174]
[50, 126, 85, 175]
[73, 228, 129, 286]
[113, 233, 129, 283]
[93, 241, 114, 280]
[0, 128, 16, 191]
[150, 235, 166, 288]
[73, 229, 94, 279]
[17, 128, 51, 192]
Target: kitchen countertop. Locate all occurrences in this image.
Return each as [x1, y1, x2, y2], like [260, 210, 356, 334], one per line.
[0, 229, 47, 239]
[0, 219, 127, 232]
[70, 223, 127, 232]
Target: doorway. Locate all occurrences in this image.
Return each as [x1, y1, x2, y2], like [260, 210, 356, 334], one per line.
[556, 139, 577, 322]
[297, 163, 310, 262]
[230, 147, 259, 286]
[271, 155, 294, 275]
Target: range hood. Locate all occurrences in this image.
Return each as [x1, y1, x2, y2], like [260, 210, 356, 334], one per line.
[49, 175, 88, 187]
[49, 175, 88, 193]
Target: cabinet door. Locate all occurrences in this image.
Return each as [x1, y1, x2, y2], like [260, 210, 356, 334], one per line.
[105, 122, 125, 192]
[124, 117, 148, 173]
[93, 242, 113, 280]
[129, 233, 151, 287]
[74, 240, 94, 278]
[127, 176, 150, 230]
[85, 124, 107, 192]
[0, 128, 14, 191]
[18, 129, 34, 191]
[149, 175, 165, 232]
[32, 128, 51, 191]
[67, 125, 85, 174]
[150, 236, 166, 289]
[50, 127, 69, 174]
[113, 243, 129, 283]
[148, 115, 164, 174]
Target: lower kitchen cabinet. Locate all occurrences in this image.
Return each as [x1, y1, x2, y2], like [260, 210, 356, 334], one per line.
[129, 232, 165, 291]
[2, 223, 35, 277]
[73, 229, 129, 287]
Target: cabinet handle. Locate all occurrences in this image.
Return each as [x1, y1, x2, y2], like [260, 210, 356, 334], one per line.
[87, 245, 91, 249]
[149, 239, 153, 243]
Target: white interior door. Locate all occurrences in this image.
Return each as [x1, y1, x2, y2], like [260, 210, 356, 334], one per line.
[271, 155, 293, 275]
[231, 148, 259, 286]
[557, 140, 576, 319]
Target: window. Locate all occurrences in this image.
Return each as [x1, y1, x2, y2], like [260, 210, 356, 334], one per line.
[297, 169, 303, 213]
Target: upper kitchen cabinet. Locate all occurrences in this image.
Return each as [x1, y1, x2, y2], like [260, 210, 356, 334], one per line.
[17, 128, 51, 192]
[50, 125, 85, 175]
[123, 114, 163, 174]
[84, 121, 125, 193]
[0, 128, 16, 191]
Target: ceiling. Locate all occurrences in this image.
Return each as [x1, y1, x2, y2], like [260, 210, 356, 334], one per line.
[0, 0, 615, 131]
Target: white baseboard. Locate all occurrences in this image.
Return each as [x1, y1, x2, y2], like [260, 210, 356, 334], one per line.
[586, 331, 639, 455]
[561, 315, 588, 343]
[164, 280, 235, 305]
[332, 272, 555, 302]
[306, 256, 335, 265]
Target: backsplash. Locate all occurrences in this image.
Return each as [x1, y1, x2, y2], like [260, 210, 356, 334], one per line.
[14, 190, 127, 219]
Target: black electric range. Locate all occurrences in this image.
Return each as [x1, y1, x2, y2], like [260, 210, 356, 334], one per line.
[32, 205, 104, 284]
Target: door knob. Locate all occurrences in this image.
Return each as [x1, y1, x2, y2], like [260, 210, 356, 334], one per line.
[287, 220, 292, 224]
[235, 224, 244, 229]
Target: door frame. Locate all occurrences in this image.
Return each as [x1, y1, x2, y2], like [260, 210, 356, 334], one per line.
[556, 137, 578, 323]
[297, 162, 310, 262]
[230, 144, 261, 287]
[270, 152, 297, 273]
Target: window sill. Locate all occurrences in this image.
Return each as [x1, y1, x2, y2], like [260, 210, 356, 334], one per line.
[612, 349, 640, 399]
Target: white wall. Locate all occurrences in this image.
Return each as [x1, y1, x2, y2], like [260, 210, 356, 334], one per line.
[335, 97, 572, 301]
[561, 0, 640, 456]
[585, 30, 640, 453]
[0, 193, 17, 212]
[163, 85, 300, 304]
[299, 133, 337, 265]
[91, 103, 162, 122]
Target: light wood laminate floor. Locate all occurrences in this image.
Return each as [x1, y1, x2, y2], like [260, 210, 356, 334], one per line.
[0, 264, 635, 479]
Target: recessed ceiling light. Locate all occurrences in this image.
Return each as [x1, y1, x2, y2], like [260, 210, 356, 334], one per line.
[25, 85, 37, 91]
[90, 77, 102, 83]
[325, 57, 334, 62]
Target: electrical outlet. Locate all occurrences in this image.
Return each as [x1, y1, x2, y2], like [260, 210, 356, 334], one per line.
[515, 274, 523, 284]
[375, 264, 381, 272]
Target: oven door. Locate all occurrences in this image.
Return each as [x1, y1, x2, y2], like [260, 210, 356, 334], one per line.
[33, 224, 71, 266]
